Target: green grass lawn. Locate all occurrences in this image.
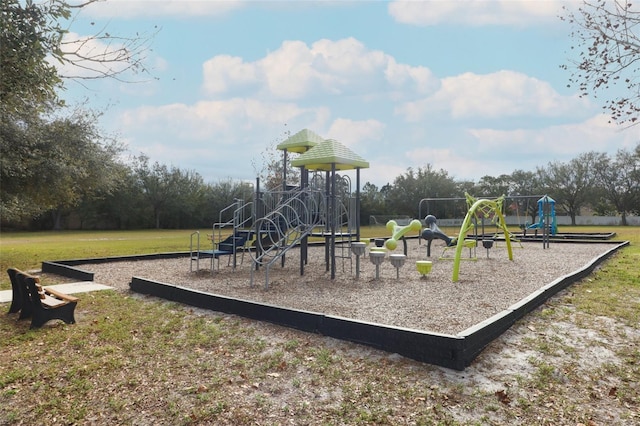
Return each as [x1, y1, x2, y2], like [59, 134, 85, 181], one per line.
[0, 229, 203, 289]
[1, 225, 638, 289]
[0, 226, 395, 289]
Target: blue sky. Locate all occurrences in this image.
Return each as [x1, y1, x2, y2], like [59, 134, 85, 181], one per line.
[58, 0, 639, 187]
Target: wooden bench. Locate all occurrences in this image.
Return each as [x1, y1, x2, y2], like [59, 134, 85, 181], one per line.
[8, 268, 79, 328]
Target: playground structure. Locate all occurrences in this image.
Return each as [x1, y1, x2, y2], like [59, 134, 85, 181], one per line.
[415, 193, 570, 281]
[523, 195, 557, 234]
[366, 193, 517, 282]
[418, 194, 555, 232]
[421, 214, 453, 257]
[193, 176, 566, 284]
[523, 195, 557, 249]
[194, 182, 538, 285]
[190, 198, 254, 272]
[249, 176, 355, 287]
[190, 129, 370, 288]
[384, 219, 422, 254]
[190, 128, 563, 286]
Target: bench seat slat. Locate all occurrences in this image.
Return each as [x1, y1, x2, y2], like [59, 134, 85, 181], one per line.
[42, 294, 68, 307]
[44, 287, 79, 303]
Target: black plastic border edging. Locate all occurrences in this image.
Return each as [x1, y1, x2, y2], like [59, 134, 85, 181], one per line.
[42, 261, 94, 281]
[41, 241, 627, 370]
[456, 241, 628, 364]
[41, 252, 189, 281]
[130, 277, 467, 370]
[46, 252, 188, 266]
[129, 240, 628, 371]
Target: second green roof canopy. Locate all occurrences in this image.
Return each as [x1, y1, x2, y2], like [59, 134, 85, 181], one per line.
[291, 138, 369, 171]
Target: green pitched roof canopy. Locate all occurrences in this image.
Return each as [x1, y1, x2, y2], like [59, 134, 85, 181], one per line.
[291, 139, 369, 171]
[276, 128, 324, 154]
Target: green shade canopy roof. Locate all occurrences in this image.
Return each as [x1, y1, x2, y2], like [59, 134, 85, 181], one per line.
[291, 139, 369, 171]
[276, 128, 324, 153]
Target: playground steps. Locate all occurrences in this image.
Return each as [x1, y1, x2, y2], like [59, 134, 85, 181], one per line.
[190, 229, 254, 272]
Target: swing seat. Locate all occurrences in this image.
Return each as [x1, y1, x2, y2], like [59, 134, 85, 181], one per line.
[440, 239, 477, 260]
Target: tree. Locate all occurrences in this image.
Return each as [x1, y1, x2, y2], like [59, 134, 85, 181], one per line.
[538, 151, 607, 225]
[82, 163, 143, 229]
[252, 131, 300, 191]
[593, 145, 640, 224]
[43, 112, 124, 229]
[133, 156, 183, 229]
[507, 169, 544, 224]
[56, 8, 156, 83]
[360, 182, 387, 225]
[475, 174, 511, 197]
[0, 108, 123, 228]
[1, 0, 63, 116]
[131, 155, 244, 229]
[386, 165, 458, 219]
[561, 0, 640, 125]
[207, 179, 254, 225]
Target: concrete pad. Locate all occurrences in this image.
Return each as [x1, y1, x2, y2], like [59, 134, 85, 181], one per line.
[0, 281, 113, 303]
[1, 293, 11, 304]
[44, 282, 113, 295]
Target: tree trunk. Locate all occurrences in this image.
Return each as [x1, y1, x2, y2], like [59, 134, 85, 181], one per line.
[621, 212, 628, 226]
[52, 210, 63, 230]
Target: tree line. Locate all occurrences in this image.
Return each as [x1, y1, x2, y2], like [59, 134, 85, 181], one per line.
[2, 134, 639, 230]
[359, 146, 640, 227]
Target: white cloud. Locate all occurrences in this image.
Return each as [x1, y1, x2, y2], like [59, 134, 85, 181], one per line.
[399, 147, 480, 180]
[257, 40, 320, 99]
[386, 60, 438, 94]
[202, 55, 260, 94]
[468, 114, 640, 158]
[121, 98, 329, 142]
[117, 98, 333, 181]
[396, 70, 590, 121]
[362, 161, 407, 186]
[326, 118, 386, 151]
[78, 0, 244, 19]
[202, 37, 439, 100]
[388, 0, 568, 27]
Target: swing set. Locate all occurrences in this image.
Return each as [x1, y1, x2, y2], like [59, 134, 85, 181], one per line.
[419, 193, 557, 282]
[450, 193, 514, 282]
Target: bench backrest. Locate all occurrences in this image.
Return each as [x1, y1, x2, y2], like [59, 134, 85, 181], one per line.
[7, 268, 22, 313]
[8, 268, 38, 285]
[8, 269, 43, 313]
[20, 274, 64, 308]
